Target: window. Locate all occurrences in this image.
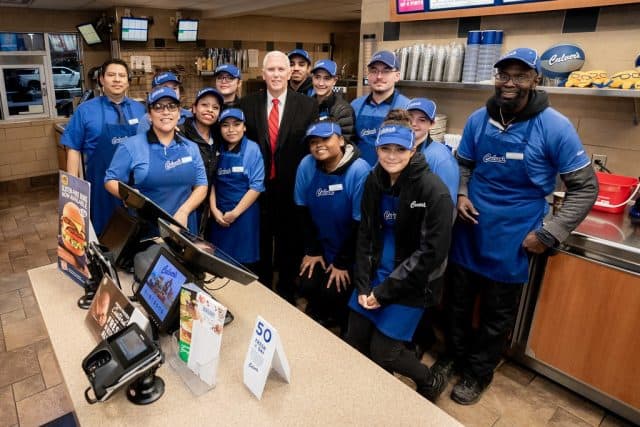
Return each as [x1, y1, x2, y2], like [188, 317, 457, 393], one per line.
[0, 32, 83, 121]
[0, 65, 49, 119]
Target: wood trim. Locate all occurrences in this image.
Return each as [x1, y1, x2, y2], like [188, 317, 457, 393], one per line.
[389, 0, 638, 22]
[527, 252, 640, 408]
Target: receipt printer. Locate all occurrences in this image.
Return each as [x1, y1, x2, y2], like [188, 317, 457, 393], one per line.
[82, 323, 163, 404]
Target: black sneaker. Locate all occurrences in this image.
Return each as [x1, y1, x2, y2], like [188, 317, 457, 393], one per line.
[431, 357, 456, 383]
[451, 374, 489, 405]
[417, 370, 446, 402]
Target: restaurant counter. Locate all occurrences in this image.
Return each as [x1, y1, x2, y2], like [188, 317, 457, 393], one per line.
[29, 264, 462, 427]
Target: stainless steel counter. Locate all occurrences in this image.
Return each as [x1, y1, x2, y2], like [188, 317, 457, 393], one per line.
[561, 205, 640, 273]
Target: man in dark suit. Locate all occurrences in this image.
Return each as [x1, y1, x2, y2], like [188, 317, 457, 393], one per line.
[240, 51, 318, 303]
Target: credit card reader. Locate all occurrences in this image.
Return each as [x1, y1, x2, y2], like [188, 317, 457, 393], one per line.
[82, 323, 164, 405]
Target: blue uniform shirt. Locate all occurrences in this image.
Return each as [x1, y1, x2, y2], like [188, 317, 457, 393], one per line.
[105, 132, 207, 233]
[419, 139, 460, 203]
[457, 107, 591, 195]
[61, 96, 146, 157]
[294, 153, 370, 264]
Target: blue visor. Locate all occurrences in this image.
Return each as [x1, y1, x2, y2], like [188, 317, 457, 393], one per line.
[375, 125, 414, 150]
[304, 121, 342, 142]
[219, 108, 245, 123]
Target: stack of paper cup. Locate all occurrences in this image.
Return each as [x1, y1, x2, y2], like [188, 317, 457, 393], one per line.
[462, 31, 481, 83]
[477, 30, 498, 82]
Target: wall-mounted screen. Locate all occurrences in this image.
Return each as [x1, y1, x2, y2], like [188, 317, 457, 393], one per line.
[77, 23, 102, 46]
[121, 17, 148, 43]
[177, 19, 198, 42]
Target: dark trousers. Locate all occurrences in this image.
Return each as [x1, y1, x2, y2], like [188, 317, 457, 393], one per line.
[256, 182, 303, 303]
[445, 262, 523, 382]
[345, 310, 433, 387]
[299, 264, 350, 331]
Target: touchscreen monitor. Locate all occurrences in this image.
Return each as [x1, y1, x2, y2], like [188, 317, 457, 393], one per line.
[121, 17, 148, 43]
[117, 181, 184, 230]
[136, 248, 192, 332]
[99, 207, 139, 268]
[158, 218, 258, 285]
[77, 23, 102, 46]
[177, 19, 198, 42]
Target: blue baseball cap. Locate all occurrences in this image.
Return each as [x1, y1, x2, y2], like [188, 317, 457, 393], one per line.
[311, 60, 338, 77]
[152, 71, 181, 87]
[375, 125, 414, 150]
[288, 49, 311, 64]
[495, 48, 541, 74]
[219, 108, 245, 123]
[367, 50, 399, 69]
[407, 98, 437, 121]
[214, 64, 241, 80]
[194, 87, 224, 106]
[304, 121, 342, 142]
[147, 86, 179, 105]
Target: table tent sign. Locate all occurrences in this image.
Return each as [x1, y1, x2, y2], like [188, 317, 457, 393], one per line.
[243, 316, 291, 399]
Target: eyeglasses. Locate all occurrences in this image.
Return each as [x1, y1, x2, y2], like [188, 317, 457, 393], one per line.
[367, 68, 395, 77]
[215, 74, 237, 82]
[151, 102, 179, 112]
[494, 72, 534, 85]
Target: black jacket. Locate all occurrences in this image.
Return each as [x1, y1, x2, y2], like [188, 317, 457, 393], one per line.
[316, 93, 355, 144]
[354, 152, 453, 308]
[239, 90, 318, 202]
[179, 117, 218, 183]
[291, 77, 314, 96]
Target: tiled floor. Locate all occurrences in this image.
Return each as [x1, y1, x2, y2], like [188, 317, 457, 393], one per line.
[0, 181, 634, 426]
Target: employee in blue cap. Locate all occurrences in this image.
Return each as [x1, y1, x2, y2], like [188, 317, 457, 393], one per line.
[294, 120, 370, 334]
[432, 48, 597, 405]
[213, 64, 242, 109]
[105, 86, 208, 235]
[209, 108, 265, 272]
[407, 98, 459, 203]
[61, 58, 146, 235]
[345, 110, 453, 402]
[179, 87, 224, 234]
[351, 50, 410, 166]
[288, 48, 314, 96]
[137, 71, 193, 134]
[311, 59, 355, 143]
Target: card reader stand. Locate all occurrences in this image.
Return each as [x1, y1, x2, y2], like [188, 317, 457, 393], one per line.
[126, 362, 165, 405]
[77, 243, 110, 309]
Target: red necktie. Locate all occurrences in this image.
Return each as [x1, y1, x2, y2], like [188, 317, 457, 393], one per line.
[268, 98, 280, 179]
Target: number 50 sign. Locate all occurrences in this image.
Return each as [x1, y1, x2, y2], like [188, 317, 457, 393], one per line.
[243, 316, 291, 399]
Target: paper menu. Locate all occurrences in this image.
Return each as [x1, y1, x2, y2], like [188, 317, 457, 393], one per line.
[179, 283, 227, 386]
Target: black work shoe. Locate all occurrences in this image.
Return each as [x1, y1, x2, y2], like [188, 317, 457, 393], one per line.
[417, 371, 446, 402]
[451, 374, 489, 405]
[431, 358, 456, 383]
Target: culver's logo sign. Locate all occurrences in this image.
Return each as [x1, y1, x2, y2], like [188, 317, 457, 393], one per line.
[360, 128, 377, 137]
[410, 201, 426, 208]
[483, 153, 506, 164]
[316, 188, 334, 197]
[547, 51, 582, 66]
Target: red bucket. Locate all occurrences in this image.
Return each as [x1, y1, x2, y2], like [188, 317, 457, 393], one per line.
[593, 172, 639, 213]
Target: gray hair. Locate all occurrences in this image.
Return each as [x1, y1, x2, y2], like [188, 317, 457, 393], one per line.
[262, 51, 290, 71]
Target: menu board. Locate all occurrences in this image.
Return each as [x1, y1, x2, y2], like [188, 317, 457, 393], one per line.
[397, 0, 547, 13]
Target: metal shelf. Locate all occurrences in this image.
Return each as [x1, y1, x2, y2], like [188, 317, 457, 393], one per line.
[397, 80, 640, 124]
[397, 80, 640, 98]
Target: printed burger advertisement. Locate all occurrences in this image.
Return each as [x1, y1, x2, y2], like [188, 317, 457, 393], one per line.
[58, 171, 91, 286]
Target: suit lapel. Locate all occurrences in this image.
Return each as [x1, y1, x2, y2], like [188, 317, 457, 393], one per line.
[256, 91, 268, 145]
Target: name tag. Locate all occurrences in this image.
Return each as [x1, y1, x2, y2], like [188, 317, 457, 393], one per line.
[232, 166, 244, 173]
[128, 118, 139, 125]
[506, 152, 524, 160]
[328, 183, 343, 192]
[181, 156, 193, 164]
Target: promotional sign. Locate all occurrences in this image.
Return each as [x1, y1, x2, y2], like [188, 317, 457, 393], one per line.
[243, 316, 290, 400]
[179, 283, 227, 386]
[85, 275, 149, 341]
[57, 171, 91, 286]
[396, 0, 550, 14]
